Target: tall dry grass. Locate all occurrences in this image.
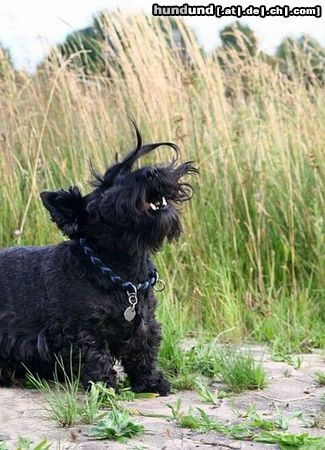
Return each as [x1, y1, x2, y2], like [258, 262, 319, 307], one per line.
[0, 13, 324, 351]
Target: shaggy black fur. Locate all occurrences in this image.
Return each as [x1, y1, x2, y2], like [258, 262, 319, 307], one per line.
[0, 123, 197, 394]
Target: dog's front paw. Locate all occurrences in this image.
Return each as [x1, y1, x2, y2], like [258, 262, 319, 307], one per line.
[132, 372, 171, 396]
[81, 369, 117, 391]
[151, 375, 171, 396]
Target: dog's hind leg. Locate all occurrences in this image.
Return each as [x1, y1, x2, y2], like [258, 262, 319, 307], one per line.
[0, 316, 44, 384]
[0, 367, 14, 387]
[119, 319, 170, 396]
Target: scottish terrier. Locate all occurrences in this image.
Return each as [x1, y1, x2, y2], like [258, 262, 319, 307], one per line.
[0, 122, 197, 394]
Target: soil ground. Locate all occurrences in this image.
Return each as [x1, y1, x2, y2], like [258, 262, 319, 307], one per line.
[0, 345, 324, 449]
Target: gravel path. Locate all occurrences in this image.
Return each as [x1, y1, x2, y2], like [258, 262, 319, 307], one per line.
[0, 346, 324, 449]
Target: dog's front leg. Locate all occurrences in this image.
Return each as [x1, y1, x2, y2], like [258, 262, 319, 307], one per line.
[80, 345, 117, 390]
[120, 319, 170, 396]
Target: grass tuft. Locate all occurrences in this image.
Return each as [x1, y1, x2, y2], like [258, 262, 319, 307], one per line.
[159, 331, 266, 393]
[26, 361, 81, 427]
[314, 371, 325, 386]
[218, 349, 266, 392]
[159, 333, 222, 390]
[0, 438, 51, 450]
[26, 358, 117, 427]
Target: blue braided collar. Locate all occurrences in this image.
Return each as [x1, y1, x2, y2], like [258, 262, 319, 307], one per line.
[79, 238, 158, 291]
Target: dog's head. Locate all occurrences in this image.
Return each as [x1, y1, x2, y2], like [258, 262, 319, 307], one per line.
[41, 122, 197, 252]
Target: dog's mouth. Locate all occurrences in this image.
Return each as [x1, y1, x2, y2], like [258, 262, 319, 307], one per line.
[144, 194, 169, 213]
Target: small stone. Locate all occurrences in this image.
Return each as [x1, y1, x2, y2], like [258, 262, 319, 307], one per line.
[77, 443, 108, 450]
[304, 388, 311, 394]
[0, 433, 10, 440]
[197, 433, 241, 448]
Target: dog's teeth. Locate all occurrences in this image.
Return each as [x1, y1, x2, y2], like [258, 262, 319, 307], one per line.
[162, 196, 167, 206]
[150, 203, 157, 211]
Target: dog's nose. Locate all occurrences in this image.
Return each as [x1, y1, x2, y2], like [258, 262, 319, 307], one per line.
[144, 167, 158, 179]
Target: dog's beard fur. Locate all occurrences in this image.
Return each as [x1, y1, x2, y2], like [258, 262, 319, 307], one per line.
[89, 160, 196, 252]
[41, 123, 197, 254]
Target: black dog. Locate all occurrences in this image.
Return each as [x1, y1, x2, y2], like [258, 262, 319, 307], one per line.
[0, 123, 197, 394]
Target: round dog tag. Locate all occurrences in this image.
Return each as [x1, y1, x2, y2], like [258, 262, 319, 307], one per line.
[124, 306, 136, 321]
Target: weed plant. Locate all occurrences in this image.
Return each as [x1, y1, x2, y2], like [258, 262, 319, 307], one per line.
[168, 399, 325, 449]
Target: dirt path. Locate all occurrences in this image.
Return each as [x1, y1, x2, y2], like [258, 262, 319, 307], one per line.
[0, 346, 324, 449]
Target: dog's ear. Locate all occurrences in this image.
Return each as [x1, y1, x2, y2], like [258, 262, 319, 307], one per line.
[40, 186, 86, 238]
